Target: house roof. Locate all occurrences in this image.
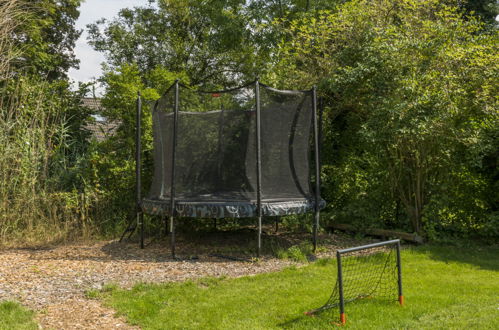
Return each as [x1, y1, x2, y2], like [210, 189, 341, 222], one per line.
[82, 97, 120, 141]
[82, 97, 103, 112]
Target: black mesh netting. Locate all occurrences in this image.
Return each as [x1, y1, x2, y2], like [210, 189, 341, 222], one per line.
[308, 244, 399, 317]
[148, 82, 314, 204]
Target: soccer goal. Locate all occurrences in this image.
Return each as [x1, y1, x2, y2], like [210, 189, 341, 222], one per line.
[306, 239, 403, 325]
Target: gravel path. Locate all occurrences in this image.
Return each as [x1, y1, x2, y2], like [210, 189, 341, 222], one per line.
[0, 231, 373, 329]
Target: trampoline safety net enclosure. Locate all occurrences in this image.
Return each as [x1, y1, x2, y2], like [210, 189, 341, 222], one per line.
[141, 81, 325, 219]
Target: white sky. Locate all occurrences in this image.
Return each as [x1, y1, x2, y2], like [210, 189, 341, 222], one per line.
[68, 0, 153, 93]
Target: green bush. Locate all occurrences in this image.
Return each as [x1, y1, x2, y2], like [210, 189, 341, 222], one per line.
[276, 243, 315, 262]
[271, 0, 499, 240]
[0, 77, 95, 245]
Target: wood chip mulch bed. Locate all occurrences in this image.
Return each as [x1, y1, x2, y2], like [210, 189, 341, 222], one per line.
[0, 230, 376, 329]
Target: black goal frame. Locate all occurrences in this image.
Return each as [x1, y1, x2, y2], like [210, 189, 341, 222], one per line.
[336, 239, 403, 324]
[306, 239, 404, 325]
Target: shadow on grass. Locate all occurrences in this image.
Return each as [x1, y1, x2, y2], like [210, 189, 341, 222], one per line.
[278, 310, 337, 329]
[414, 242, 499, 271]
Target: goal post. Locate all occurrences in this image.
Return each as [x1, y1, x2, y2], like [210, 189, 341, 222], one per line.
[306, 239, 403, 325]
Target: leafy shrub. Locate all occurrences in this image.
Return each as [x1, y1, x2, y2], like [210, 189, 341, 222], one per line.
[276, 243, 314, 262]
[271, 0, 499, 240]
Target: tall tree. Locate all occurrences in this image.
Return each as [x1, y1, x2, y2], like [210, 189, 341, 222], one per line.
[13, 0, 82, 79]
[87, 0, 343, 87]
[88, 0, 259, 87]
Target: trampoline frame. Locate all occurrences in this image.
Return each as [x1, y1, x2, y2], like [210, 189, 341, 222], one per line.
[128, 79, 323, 258]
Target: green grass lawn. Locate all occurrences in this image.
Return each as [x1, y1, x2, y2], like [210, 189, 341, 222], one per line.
[93, 243, 499, 329]
[0, 301, 37, 330]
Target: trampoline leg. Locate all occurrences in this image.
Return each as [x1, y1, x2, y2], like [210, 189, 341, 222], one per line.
[164, 216, 169, 236]
[139, 212, 144, 249]
[313, 211, 319, 253]
[257, 215, 262, 258]
[275, 217, 279, 233]
[170, 216, 176, 258]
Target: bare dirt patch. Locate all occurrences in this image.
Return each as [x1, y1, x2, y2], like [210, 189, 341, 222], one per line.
[0, 230, 375, 329]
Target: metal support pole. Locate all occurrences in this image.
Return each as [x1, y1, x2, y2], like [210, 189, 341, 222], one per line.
[136, 91, 144, 249]
[337, 251, 346, 325]
[397, 240, 404, 305]
[255, 79, 262, 258]
[170, 80, 180, 259]
[312, 86, 321, 252]
[318, 96, 324, 172]
[170, 215, 175, 257]
[138, 212, 144, 249]
[164, 216, 168, 237]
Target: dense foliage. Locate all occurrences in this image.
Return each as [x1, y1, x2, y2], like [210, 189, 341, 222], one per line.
[86, 0, 497, 241]
[0, 0, 497, 244]
[0, 0, 93, 244]
[270, 0, 498, 239]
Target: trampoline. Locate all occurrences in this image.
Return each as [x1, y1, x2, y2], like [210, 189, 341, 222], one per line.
[127, 80, 325, 257]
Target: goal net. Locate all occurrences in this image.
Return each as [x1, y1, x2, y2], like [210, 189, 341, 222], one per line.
[307, 239, 403, 324]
